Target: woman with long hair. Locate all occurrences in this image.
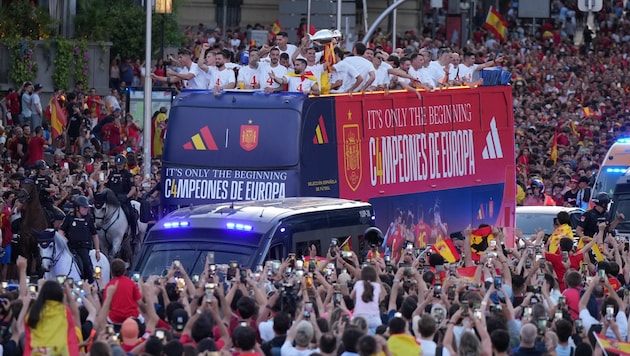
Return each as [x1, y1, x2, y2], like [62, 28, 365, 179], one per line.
[350, 265, 384, 334]
[24, 280, 80, 355]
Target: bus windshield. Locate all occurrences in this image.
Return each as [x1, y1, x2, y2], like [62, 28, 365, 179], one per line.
[594, 169, 627, 196]
[136, 228, 264, 277]
[164, 106, 300, 168]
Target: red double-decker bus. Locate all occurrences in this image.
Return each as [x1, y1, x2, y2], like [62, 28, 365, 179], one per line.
[161, 86, 516, 254]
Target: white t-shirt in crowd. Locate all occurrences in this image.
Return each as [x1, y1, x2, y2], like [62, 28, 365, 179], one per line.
[408, 66, 435, 88]
[374, 62, 392, 87]
[280, 341, 314, 356]
[579, 309, 628, 341]
[237, 64, 265, 88]
[457, 63, 478, 83]
[419, 339, 451, 356]
[276, 44, 298, 67]
[352, 281, 381, 317]
[182, 62, 206, 89]
[427, 61, 447, 86]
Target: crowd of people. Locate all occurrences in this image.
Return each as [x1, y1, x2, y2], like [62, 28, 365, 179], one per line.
[2, 0, 630, 354]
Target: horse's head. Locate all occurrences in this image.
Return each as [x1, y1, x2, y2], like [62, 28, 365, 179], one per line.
[35, 229, 56, 272]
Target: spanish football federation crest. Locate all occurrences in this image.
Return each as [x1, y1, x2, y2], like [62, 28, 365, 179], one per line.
[342, 124, 361, 191]
[240, 123, 259, 151]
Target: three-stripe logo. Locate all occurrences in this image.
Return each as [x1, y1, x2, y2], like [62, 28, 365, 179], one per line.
[481, 117, 503, 160]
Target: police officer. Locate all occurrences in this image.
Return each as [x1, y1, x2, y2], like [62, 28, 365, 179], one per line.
[105, 154, 137, 241]
[30, 160, 57, 214]
[576, 192, 625, 239]
[58, 196, 100, 282]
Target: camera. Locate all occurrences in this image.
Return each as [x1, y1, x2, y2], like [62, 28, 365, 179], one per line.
[461, 300, 470, 317]
[523, 306, 532, 318]
[447, 285, 456, 300]
[598, 269, 606, 282]
[330, 238, 338, 257]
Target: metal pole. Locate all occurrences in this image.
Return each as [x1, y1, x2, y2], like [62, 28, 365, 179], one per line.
[143, 0, 153, 178]
[362, 0, 406, 44]
[432, 7, 438, 38]
[307, 0, 311, 37]
[337, 0, 342, 31]
[222, 0, 227, 40]
[392, 9, 397, 49]
[362, 0, 368, 34]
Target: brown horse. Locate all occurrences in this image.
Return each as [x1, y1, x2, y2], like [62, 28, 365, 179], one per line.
[17, 180, 50, 274]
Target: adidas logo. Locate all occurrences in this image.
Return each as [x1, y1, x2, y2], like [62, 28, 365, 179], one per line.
[183, 126, 218, 151]
[481, 117, 503, 160]
[313, 115, 329, 144]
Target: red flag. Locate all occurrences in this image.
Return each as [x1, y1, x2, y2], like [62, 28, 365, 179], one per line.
[50, 97, 67, 139]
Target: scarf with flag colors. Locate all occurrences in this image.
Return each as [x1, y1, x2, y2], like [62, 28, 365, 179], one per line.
[25, 300, 80, 356]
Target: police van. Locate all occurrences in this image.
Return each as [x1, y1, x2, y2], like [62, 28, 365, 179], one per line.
[592, 138, 630, 199]
[132, 197, 375, 277]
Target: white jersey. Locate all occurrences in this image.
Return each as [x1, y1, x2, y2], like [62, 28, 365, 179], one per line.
[305, 63, 325, 86]
[374, 62, 392, 87]
[428, 61, 447, 86]
[408, 66, 434, 87]
[341, 56, 374, 92]
[284, 73, 317, 94]
[276, 44, 298, 67]
[331, 60, 361, 93]
[457, 63, 479, 83]
[237, 64, 265, 88]
[182, 62, 206, 89]
[203, 66, 218, 89]
[261, 63, 288, 90]
[212, 67, 236, 88]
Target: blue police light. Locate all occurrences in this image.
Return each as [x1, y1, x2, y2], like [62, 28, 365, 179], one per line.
[226, 222, 253, 231]
[163, 221, 190, 229]
[617, 138, 630, 144]
[606, 167, 627, 173]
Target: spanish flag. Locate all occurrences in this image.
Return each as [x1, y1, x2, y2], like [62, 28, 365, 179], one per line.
[339, 236, 353, 252]
[550, 130, 558, 163]
[50, 96, 67, 139]
[286, 70, 318, 82]
[432, 238, 461, 263]
[24, 300, 80, 356]
[470, 225, 494, 261]
[483, 6, 508, 42]
[595, 333, 630, 355]
[583, 107, 592, 118]
[271, 20, 282, 35]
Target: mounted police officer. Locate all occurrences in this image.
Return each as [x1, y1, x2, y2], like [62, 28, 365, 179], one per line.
[30, 160, 57, 223]
[105, 154, 137, 242]
[58, 196, 100, 283]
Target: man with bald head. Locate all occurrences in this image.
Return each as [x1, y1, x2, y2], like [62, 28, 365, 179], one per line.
[512, 323, 545, 356]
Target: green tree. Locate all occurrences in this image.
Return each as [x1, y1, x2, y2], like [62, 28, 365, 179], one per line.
[0, 0, 55, 39]
[74, 0, 185, 59]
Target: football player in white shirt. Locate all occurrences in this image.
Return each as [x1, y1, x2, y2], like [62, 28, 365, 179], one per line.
[237, 47, 264, 89]
[260, 31, 298, 68]
[339, 43, 375, 93]
[270, 58, 320, 95]
[330, 47, 363, 93]
[196, 44, 217, 89]
[262, 48, 288, 93]
[407, 52, 435, 91]
[212, 52, 236, 90]
[457, 52, 505, 86]
[150, 48, 206, 89]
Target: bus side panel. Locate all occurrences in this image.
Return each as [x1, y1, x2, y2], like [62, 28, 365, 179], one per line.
[299, 97, 341, 197]
[372, 183, 505, 259]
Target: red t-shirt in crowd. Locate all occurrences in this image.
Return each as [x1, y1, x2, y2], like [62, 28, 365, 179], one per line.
[545, 251, 584, 291]
[25, 136, 46, 166]
[5, 92, 20, 115]
[103, 276, 141, 324]
[561, 287, 581, 319]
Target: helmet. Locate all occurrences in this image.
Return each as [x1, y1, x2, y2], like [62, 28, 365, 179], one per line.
[115, 154, 126, 165]
[530, 179, 544, 191]
[74, 195, 92, 208]
[592, 192, 611, 208]
[35, 160, 48, 170]
[364, 227, 384, 245]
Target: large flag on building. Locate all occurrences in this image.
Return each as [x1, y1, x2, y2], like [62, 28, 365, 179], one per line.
[483, 6, 508, 41]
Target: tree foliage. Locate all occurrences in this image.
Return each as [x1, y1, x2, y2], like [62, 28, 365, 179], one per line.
[74, 0, 185, 59]
[0, 0, 55, 39]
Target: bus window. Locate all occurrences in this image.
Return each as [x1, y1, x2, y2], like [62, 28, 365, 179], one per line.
[267, 244, 285, 262]
[295, 240, 322, 259]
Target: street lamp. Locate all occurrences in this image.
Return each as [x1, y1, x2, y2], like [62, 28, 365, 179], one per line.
[155, 0, 172, 61]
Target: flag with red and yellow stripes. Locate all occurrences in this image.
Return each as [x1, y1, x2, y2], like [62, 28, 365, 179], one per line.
[431, 238, 461, 263]
[483, 6, 508, 41]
